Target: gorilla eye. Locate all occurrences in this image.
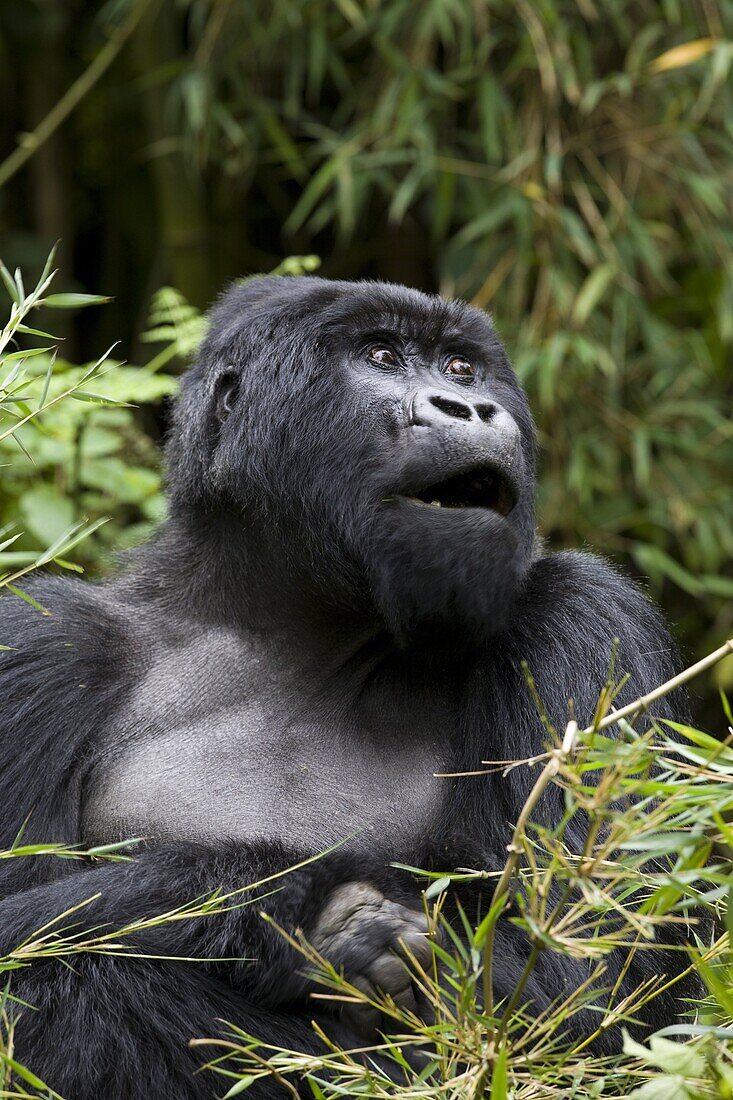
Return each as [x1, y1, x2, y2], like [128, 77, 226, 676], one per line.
[444, 356, 475, 381]
[368, 345, 399, 369]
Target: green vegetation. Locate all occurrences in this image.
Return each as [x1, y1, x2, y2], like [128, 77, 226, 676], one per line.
[0, 259, 178, 580]
[0, 251, 131, 598]
[1, 565, 732, 1096]
[0, 1, 732, 1096]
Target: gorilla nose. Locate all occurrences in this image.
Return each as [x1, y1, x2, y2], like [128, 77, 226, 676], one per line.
[411, 391, 507, 432]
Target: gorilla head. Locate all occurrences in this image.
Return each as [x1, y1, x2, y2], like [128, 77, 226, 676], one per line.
[167, 277, 537, 642]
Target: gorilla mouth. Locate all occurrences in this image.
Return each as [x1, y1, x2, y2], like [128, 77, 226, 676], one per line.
[405, 466, 516, 517]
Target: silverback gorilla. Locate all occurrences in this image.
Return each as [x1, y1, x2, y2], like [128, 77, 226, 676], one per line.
[0, 277, 690, 1098]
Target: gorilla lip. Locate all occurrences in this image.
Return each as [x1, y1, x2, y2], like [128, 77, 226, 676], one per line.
[402, 465, 516, 517]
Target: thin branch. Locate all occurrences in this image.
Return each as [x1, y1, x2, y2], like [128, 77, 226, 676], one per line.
[482, 734, 573, 1021]
[590, 637, 733, 735]
[0, 0, 156, 191]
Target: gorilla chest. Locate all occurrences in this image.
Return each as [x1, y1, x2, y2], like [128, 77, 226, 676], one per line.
[84, 637, 449, 854]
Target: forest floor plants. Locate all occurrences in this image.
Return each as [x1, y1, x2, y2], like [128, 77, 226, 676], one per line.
[0, 247, 133, 597]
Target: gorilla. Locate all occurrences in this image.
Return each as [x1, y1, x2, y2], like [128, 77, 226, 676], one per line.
[0, 277, 690, 1098]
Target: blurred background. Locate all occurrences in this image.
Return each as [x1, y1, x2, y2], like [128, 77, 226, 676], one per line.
[0, 0, 731, 721]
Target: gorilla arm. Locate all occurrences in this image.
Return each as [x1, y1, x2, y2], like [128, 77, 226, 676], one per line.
[462, 547, 687, 875]
[0, 840, 431, 1018]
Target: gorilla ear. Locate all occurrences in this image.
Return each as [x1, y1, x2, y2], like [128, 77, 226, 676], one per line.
[214, 371, 240, 422]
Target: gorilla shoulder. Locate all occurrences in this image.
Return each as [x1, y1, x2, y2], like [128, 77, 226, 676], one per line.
[510, 549, 683, 723]
[0, 576, 138, 684]
[0, 578, 140, 849]
[522, 549, 671, 642]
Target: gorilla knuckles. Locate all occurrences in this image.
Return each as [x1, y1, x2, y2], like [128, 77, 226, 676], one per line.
[308, 883, 433, 1034]
[0, 277, 692, 1099]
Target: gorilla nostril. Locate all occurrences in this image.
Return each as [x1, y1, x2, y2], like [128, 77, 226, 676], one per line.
[429, 395, 472, 421]
[475, 403, 496, 424]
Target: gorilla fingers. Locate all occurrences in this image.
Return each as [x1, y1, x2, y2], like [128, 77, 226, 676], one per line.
[308, 882, 435, 1035]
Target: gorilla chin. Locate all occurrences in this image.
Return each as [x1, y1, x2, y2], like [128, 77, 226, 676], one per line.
[368, 495, 524, 644]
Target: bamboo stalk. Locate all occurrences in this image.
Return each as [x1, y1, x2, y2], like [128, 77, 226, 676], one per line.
[0, 0, 155, 191]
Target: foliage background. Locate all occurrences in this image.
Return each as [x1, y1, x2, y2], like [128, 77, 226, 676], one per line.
[0, 0, 731, 719]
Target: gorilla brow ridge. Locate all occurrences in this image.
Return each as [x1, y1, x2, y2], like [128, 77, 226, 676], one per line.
[321, 291, 487, 351]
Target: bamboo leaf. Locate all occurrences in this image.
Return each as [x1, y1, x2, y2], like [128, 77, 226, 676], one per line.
[41, 292, 111, 309]
[650, 37, 715, 73]
[572, 264, 616, 326]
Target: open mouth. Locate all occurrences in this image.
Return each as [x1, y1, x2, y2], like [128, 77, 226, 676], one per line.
[403, 466, 516, 517]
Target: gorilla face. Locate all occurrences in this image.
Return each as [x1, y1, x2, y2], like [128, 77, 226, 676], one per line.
[169, 277, 537, 641]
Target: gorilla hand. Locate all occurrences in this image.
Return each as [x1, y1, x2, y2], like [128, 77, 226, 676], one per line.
[308, 882, 434, 1036]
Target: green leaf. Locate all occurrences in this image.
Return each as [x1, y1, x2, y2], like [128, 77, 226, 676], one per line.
[79, 367, 177, 403]
[632, 544, 703, 597]
[41, 292, 111, 309]
[424, 875, 451, 900]
[627, 1079, 691, 1100]
[13, 266, 24, 302]
[0, 530, 21, 553]
[19, 486, 75, 546]
[15, 323, 57, 339]
[285, 157, 341, 235]
[37, 348, 57, 410]
[85, 838, 142, 857]
[623, 1030, 705, 1076]
[473, 886, 509, 949]
[1, 583, 48, 612]
[82, 459, 160, 503]
[1, 346, 51, 362]
[0, 259, 18, 303]
[35, 516, 108, 566]
[720, 690, 733, 726]
[572, 263, 617, 325]
[54, 557, 85, 573]
[0, 1051, 60, 1095]
[224, 1076, 258, 1096]
[646, 1036, 706, 1076]
[490, 1043, 508, 1099]
[389, 165, 426, 224]
[70, 390, 131, 406]
[700, 574, 733, 599]
[38, 241, 59, 286]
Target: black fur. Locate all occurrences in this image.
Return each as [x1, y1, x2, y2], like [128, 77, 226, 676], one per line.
[0, 278, 692, 1098]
